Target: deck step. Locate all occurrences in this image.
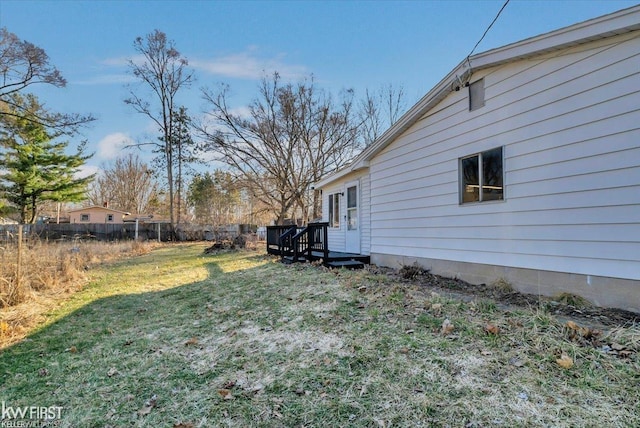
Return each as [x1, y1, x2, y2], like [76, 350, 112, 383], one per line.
[282, 256, 306, 264]
[326, 260, 365, 270]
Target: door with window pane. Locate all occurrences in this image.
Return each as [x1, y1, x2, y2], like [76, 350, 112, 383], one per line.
[345, 182, 360, 254]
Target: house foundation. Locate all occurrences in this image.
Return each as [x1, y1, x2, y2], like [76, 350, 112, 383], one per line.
[371, 253, 640, 313]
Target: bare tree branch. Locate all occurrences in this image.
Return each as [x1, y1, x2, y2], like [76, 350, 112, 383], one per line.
[0, 28, 94, 135]
[198, 73, 362, 224]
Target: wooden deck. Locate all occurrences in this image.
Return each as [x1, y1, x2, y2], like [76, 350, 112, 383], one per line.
[283, 250, 370, 266]
[266, 224, 369, 268]
[312, 250, 370, 264]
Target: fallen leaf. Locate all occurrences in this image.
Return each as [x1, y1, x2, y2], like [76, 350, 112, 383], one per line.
[69, 346, 78, 353]
[580, 327, 598, 339]
[565, 321, 579, 331]
[441, 319, 454, 335]
[405, 329, 415, 334]
[107, 367, 118, 377]
[484, 324, 500, 335]
[184, 337, 198, 346]
[399, 347, 410, 354]
[217, 389, 234, 400]
[173, 423, 194, 428]
[556, 354, 574, 369]
[431, 303, 443, 315]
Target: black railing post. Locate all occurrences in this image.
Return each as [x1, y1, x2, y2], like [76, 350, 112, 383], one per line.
[322, 222, 329, 261]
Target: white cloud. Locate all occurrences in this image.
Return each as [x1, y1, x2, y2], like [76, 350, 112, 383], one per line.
[97, 132, 134, 160]
[75, 74, 135, 85]
[191, 48, 308, 80]
[229, 106, 252, 119]
[100, 49, 307, 81]
[75, 164, 101, 179]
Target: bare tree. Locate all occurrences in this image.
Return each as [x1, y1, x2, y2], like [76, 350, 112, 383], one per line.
[125, 30, 193, 237]
[0, 28, 93, 134]
[199, 73, 361, 225]
[88, 153, 159, 214]
[358, 83, 407, 146]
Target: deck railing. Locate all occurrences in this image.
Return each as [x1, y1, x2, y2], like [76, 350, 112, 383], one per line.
[266, 222, 328, 262]
[293, 222, 329, 262]
[266, 225, 298, 256]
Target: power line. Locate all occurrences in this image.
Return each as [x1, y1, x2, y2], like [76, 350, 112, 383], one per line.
[467, 0, 511, 60]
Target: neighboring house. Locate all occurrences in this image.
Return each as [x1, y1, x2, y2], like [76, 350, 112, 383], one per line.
[315, 6, 640, 312]
[68, 206, 130, 224]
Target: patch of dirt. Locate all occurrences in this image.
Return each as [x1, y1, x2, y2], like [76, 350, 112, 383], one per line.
[372, 266, 640, 329]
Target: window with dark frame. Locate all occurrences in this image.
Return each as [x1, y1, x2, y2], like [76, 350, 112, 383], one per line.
[460, 147, 504, 204]
[328, 193, 340, 228]
[469, 78, 485, 111]
[107, 214, 114, 222]
[80, 214, 90, 222]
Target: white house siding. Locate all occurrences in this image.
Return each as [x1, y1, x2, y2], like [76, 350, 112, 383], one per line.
[360, 174, 371, 255]
[322, 171, 371, 255]
[369, 32, 640, 283]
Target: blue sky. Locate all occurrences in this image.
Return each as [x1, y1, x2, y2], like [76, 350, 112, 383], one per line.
[1, 0, 638, 176]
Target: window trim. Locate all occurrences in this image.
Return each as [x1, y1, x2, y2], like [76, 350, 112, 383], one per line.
[106, 214, 114, 222]
[328, 193, 341, 228]
[80, 213, 90, 222]
[459, 146, 505, 205]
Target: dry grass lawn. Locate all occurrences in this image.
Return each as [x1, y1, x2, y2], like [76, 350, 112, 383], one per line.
[0, 243, 638, 427]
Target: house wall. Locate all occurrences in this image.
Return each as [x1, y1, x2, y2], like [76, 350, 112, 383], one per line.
[368, 32, 640, 310]
[322, 171, 371, 255]
[69, 207, 126, 224]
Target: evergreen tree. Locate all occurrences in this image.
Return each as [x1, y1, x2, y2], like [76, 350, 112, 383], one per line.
[0, 94, 94, 223]
[188, 170, 240, 225]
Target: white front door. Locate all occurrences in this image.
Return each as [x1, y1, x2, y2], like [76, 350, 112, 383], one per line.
[345, 182, 360, 254]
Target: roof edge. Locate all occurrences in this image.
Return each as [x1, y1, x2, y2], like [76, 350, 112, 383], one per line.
[68, 205, 131, 215]
[470, 4, 640, 69]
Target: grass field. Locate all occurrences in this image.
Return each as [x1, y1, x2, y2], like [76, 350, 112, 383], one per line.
[1, 243, 638, 427]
